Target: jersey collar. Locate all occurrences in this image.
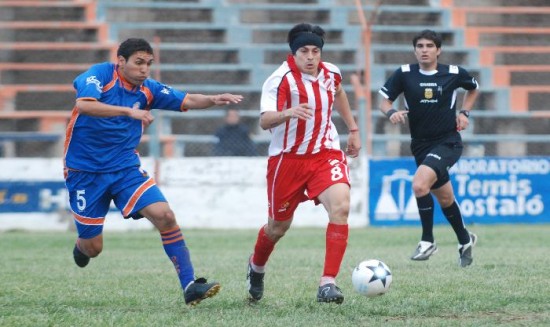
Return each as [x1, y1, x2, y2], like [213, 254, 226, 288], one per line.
[287, 54, 326, 80]
[115, 65, 140, 92]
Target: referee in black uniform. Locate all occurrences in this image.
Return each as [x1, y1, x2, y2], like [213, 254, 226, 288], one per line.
[379, 29, 479, 267]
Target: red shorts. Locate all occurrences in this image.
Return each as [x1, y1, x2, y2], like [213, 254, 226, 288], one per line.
[266, 149, 350, 221]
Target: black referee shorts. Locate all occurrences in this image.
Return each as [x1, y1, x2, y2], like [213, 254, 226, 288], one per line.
[411, 132, 463, 189]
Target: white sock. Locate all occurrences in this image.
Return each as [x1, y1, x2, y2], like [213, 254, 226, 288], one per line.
[251, 262, 265, 273]
[320, 276, 335, 286]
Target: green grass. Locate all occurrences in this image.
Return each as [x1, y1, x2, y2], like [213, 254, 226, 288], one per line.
[1, 225, 549, 327]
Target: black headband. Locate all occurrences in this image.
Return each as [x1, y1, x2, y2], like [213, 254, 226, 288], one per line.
[289, 32, 324, 54]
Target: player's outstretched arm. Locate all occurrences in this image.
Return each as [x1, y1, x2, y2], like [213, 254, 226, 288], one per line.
[184, 93, 243, 110]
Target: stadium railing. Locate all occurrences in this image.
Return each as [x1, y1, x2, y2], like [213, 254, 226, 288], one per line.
[0, 111, 70, 157]
[141, 109, 550, 158]
[1, 0, 549, 157]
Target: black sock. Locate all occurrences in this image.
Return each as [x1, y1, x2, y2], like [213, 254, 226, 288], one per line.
[442, 201, 470, 245]
[416, 194, 434, 243]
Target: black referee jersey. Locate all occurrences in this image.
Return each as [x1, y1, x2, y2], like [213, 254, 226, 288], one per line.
[379, 63, 478, 141]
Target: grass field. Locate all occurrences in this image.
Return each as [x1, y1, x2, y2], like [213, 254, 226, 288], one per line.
[1, 225, 549, 327]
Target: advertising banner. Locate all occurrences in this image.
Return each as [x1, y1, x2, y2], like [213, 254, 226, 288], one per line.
[369, 157, 550, 226]
[0, 181, 68, 213]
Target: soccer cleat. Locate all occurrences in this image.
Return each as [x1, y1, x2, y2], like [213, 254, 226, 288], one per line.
[458, 233, 477, 267]
[184, 278, 221, 306]
[73, 245, 90, 268]
[246, 256, 265, 302]
[317, 283, 344, 304]
[410, 241, 438, 261]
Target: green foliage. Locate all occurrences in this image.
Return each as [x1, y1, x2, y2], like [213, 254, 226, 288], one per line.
[1, 225, 549, 327]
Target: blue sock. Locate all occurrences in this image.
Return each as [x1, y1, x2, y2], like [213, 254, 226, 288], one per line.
[160, 226, 195, 290]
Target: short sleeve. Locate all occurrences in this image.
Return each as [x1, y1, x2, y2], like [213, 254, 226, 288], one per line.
[261, 74, 286, 113]
[457, 67, 479, 91]
[379, 68, 405, 101]
[73, 63, 112, 100]
[148, 81, 188, 111]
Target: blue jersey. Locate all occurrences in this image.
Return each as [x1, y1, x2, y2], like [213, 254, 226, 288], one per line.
[64, 62, 187, 172]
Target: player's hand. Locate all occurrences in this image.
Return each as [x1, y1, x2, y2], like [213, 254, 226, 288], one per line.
[388, 110, 407, 125]
[346, 131, 361, 158]
[286, 103, 313, 120]
[212, 93, 243, 105]
[456, 114, 469, 131]
[129, 104, 155, 127]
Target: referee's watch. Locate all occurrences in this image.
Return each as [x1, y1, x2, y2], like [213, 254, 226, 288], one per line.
[459, 110, 470, 118]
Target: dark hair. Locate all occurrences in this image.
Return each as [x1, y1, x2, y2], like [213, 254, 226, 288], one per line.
[117, 38, 153, 60]
[412, 29, 442, 48]
[287, 23, 325, 51]
[287, 23, 325, 44]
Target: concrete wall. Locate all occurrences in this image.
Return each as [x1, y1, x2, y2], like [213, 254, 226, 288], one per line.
[0, 156, 368, 232]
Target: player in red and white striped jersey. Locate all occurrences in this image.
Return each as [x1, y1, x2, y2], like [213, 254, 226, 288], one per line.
[247, 23, 361, 304]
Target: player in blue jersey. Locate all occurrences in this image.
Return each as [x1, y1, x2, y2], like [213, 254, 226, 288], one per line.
[64, 38, 243, 305]
[379, 30, 479, 267]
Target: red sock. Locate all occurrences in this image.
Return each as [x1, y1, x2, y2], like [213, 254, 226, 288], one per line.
[323, 223, 349, 278]
[252, 225, 276, 266]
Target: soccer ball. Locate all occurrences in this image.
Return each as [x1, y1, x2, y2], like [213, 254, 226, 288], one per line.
[351, 259, 392, 297]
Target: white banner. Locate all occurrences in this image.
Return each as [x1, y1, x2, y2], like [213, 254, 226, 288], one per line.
[0, 157, 368, 231]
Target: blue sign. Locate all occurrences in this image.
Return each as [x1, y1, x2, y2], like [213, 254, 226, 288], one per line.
[0, 181, 68, 213]
[369, 157, 550, 226]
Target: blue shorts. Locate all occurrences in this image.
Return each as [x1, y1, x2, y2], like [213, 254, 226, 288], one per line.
[65, 166, 166, 239]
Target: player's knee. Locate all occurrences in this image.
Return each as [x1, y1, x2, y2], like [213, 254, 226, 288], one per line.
[267, 228, 286, 241]
[330, 202, 349, 223]
[81, 240, 103, 257]
[155, 209, 177, 230]
[412, 181, 430, 197]
[266, 224, 289, 241]
[87, 245, 102, 258]
[437, 195, 455, 208]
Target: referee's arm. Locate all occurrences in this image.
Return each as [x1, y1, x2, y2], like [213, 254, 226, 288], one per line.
[461, 88, 479, 113]
[380, 98, 407, 125]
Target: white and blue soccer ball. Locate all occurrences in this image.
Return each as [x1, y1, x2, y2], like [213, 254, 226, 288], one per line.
[352, 259, 392, 297]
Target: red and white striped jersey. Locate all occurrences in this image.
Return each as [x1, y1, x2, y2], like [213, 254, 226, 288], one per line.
[260, 55, 342, 157]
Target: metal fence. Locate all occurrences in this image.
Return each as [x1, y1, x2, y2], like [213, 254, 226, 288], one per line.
[1, 93, 549, 159]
